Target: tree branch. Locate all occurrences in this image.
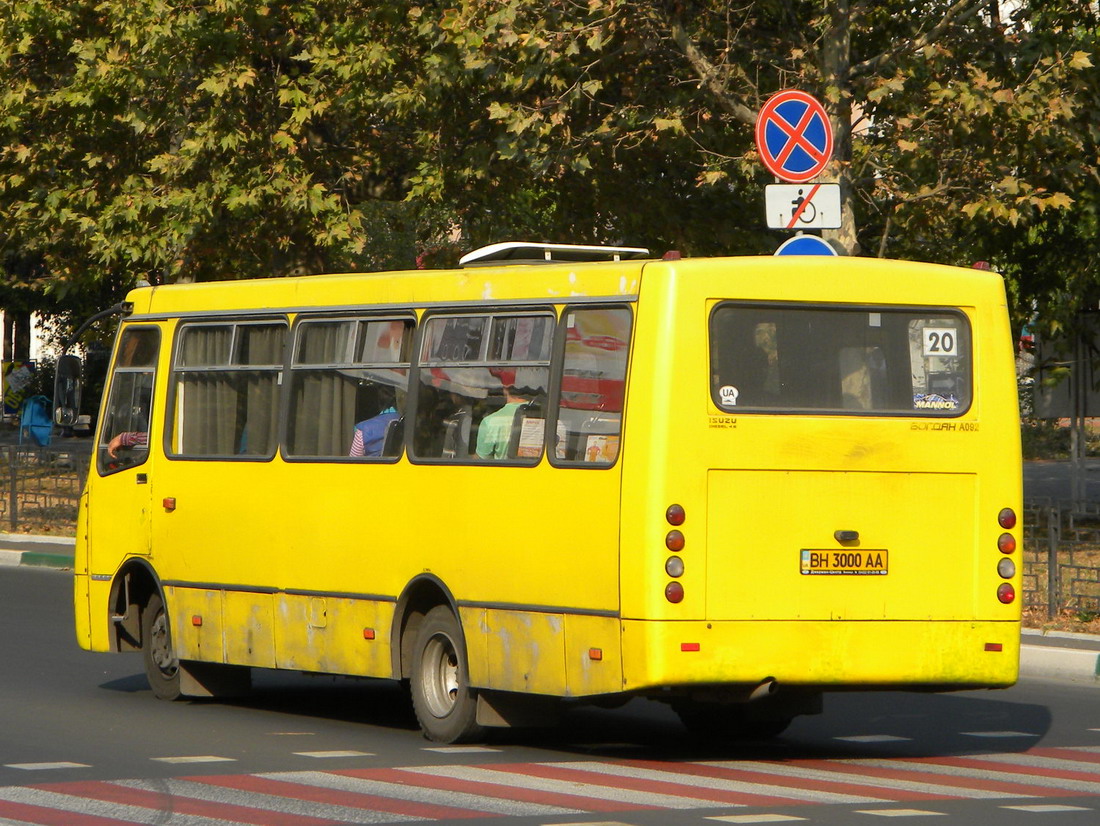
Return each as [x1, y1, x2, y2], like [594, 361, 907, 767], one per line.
[851, 0, 986, 78]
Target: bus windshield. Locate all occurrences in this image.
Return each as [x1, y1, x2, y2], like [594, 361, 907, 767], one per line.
[710, 303, 971, 416]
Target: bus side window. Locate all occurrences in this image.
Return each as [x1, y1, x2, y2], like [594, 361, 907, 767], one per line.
[169, 322, 285, 458]
[98, 326, 161, 476]
[551, 307, 632, 466]
[285, 317, 412, 460]
[413, 313, 552, 462]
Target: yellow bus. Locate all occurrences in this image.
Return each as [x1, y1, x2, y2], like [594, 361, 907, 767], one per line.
[65, 243, 1022, 743]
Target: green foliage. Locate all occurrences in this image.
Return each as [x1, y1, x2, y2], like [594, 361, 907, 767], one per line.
[0, 0, 1097, 339]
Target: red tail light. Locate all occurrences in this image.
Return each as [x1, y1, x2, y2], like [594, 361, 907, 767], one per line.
[997, 533, 1016, 554]
[997, 583, 1015, 604]
[998, 508, 1016, 529]
[665, 582, 684, 603]
[666, 504, 686, 526]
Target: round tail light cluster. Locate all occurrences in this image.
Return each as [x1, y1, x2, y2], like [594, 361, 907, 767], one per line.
[664, 504, 686, 603]
[995, 507, 1017, 603]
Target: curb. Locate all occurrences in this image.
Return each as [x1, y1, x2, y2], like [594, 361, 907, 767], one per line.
[1020, 643, 1100, 683]
[0, 533, 75, 570]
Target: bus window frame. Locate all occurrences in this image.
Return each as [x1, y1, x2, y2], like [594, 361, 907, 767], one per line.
[707, 300, 974, 418]
[165, 316, 289, 462]
[547, 303, 634, 470]
[97, 324, 162, 477]
[407, 306, 556, 466]
[280, 311, 416, 464]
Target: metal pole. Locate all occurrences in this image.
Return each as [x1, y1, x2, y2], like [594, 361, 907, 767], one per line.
[1047, 505, 1060, 620]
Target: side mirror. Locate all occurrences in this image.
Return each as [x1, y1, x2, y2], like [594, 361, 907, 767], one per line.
[53, 354, 83, 427]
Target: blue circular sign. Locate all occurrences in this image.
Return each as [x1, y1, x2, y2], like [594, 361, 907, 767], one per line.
[774, 235, 838, 256]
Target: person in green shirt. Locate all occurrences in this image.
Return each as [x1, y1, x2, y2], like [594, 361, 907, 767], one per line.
[475, 385, 530, 459]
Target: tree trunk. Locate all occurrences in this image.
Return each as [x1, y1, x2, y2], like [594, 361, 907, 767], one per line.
[820, 0, 859, 256]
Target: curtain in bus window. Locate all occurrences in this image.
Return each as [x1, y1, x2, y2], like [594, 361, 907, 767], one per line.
[237, 325, 283, 456]
[289, 322, 358, 456]
[177, 328, 236, 454]
[554, 308, 632, 464]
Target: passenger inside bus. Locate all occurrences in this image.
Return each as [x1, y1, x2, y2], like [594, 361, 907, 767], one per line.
[348, 385, 401, 457]
[475, 385, 536, 460]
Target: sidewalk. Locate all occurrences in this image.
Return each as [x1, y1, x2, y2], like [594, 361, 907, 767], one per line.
[1, 532, 1097, 685]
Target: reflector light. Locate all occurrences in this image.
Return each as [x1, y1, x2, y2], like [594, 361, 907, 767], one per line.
[997, 532, 1016, 554]
[588, 648, 603, 661]
[997, 583, 1015, 604]
[191, 615, 202, 627]
[666, 530, 685, 552]
[665, 556, 685, 577]
[666, 504, 686, 526]
[681, 643, 700, 652]
[362, 628, 375, 640]
[984, 643, 1003, 652]
[665, 582, 685, 603]
[997, 558, 1016, 579]
[163, 497, 177, 512]
[998, 508, 1017, 529]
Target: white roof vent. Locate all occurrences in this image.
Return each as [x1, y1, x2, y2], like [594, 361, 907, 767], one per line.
[459, 241, 650, 267]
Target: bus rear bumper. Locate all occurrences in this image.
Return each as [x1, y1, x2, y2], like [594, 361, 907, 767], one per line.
[620, 618, 1020, 692]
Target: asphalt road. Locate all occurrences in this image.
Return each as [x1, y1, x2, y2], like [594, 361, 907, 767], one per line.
[1, 566, 1098, 826]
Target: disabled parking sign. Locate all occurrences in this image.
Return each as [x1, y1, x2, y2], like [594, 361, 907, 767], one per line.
[755, 90, 833, 183]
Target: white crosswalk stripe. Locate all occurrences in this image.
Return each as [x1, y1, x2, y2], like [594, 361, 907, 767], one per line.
[0, 746, 1094, 824]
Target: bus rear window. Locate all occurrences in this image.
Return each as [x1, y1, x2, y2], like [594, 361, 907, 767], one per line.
[710, 304, 971, 416]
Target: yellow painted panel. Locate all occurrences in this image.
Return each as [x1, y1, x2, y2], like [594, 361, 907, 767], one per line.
[166, 587, 225, 663]
[460, 606, 489, 687]
[222, 592, 276, 668]
[274, 594, 394, 677]
[706, 470, 977, 620]
[564, 614, 623, 696]
[621, 619, 1019, 690]
[73, 574, 93, 650]
[482, 610, 567, 695]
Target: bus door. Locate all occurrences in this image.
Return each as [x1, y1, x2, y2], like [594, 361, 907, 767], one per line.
[91, 325, 161, 565]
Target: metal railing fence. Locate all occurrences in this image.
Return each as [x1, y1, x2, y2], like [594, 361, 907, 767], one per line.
[0, 443, 92, 535]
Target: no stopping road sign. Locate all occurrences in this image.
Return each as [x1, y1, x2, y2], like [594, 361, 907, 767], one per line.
[755, 90, 833, 183]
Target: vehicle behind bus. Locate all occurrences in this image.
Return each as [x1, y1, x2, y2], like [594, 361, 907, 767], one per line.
[67, 247, 1021, 742]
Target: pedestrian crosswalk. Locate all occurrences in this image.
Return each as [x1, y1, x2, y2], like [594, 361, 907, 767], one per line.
[0, 746, 1098, 824]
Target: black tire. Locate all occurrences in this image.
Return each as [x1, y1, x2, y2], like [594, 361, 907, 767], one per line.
[142, 592, 182, 700]
[675, 701, 792, 740]
[409, 605, 485, 743]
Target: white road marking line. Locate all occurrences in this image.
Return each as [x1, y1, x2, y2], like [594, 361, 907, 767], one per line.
[292, 750, 373, 758]
[960, 731, 1038, 738]
[2, 762, 89, 771]
[1000, 804, 1095, 813]
[854, 809, 947, 817]
[400, 763, 737, 809]
[553, 760, 884, 804]
[700, 760, 1011, 800]
[0, 787, 224, 826]
[115, 777, 404, 824]
[707, 815, 809, 823]
[262, 769, 578, 817]
[150, 755, 236, 764]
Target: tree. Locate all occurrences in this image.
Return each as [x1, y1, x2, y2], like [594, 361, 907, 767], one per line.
[1, 0, 1097, 337]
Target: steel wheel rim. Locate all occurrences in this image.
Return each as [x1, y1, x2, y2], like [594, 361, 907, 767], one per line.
[150, 610, 178, 677]
[421, 632, 460, 719]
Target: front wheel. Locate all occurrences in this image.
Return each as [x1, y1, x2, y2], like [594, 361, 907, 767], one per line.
[142, 592, 182, 700]
[409, 605, 485, 743]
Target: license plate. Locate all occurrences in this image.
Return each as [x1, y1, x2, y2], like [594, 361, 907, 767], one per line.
[800, 549, 888, 575]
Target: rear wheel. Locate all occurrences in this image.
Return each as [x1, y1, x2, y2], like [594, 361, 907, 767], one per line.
[142, 592, 181, 700]
[410, 605, 485, 743]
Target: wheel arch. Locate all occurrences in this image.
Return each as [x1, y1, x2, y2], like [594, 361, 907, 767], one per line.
[107, 558, 162, 653]
[391, 574, 460, 680]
